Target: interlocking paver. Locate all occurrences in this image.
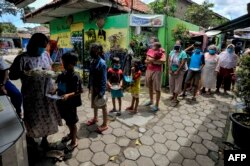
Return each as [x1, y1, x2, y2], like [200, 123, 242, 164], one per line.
[191, 143, 208, 155]
[165, 140, 180, 150]
[124, 147, 140, 160]
[162, 118, 174, 124]
[152, 126, 165, 134]
[177, 137, 192, 147]
[89, 132, 102, 141]
[152, 134, 167, 143]
[78, 138, 91, 150]
[173, 122, 185, 129]
[163, 124, 176, 132]
[203, 140, 219, 152]
[175, 129, 188, 137]
[213, 121, 226, 128]
[138, 145, 155, 157]
[79, 161, 94, 166]
[76, 149, 93, 163]
[208, 129, 223, 138]
[185, 127, 198, 134]
[195, 124, 207, 132]
[137, 157, 155, 166]
[204, 122, 217, 129]
[182, 120, 194, 127]
[153, 143, 168, 154]
[182, 159, 199, 166]
[120, 160, 137, 166]
[196, 155, 215, 166]
[117, 137, 130, 147]
[105, 162, 119, 166]
[171, 116, 182, 122]
[179, 147, 196, 159]
[167, 151, 184, 164]
[198, 131, 213, 140]
[170, 111, 180, 116]
[189, 114, 199, 119]
[169, 164, 181, 166]
[91, 152, 109, 165]
[105, 143, 121, 156]
[153, 154, 170, 166]
[144, 129, 154, 136]
[191, 118, 203, 125]
[112, 128, 126, 137]
[90, 141, 105, 152]
[180, 114, 191, 120]
[102, 134, 116, 144]
[67, 158, 79, 166]
[164, 132, 178, 140]
[140, 135, 155, 145]
[109, 121, 122, 128]
[126, 131, 139, 139]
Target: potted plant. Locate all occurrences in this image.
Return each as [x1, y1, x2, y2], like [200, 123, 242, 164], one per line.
[230, 54, 250, 149]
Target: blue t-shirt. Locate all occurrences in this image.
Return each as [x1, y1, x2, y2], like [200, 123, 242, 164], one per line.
[189, 52, 205, 71]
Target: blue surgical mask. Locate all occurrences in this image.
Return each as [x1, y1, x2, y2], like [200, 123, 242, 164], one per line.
[208, 49, 216, 55]
[38, 47, 46, 56]
[227, 48, 234, 54]
[195, 49, 201, 53]
[113, 64, 120, 70]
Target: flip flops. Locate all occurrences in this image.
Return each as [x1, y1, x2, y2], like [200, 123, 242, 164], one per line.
[143, 100, 153, 106]
[95, 126, 108, 133]
[65, 143, 78, 152]
[86, 118, 98, 126]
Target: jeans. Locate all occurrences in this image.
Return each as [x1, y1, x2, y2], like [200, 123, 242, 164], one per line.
[5, 80, 23, 116]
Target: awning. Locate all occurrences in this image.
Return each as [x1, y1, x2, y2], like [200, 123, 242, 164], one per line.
[24, 0, 113, 24]
[5, 0, 35, 8]
[207, 14, 250, 33]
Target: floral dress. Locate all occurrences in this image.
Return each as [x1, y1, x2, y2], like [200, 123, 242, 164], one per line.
[20, 54, 61, 138]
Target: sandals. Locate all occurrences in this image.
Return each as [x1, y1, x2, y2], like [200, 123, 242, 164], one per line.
[95, 126, 108, 133]
[125, 107, 133, 111]
[61, 134, 71, 143]
[86, 118, 98, 126]
[143, 101, 153, 106]
[128, 109, 138, 114]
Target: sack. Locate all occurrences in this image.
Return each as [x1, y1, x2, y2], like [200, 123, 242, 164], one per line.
[9, 53, 26, 80]
[171, 64, 179, 72]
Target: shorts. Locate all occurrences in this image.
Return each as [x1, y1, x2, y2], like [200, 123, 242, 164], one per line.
[131, 93, 139, 98]
[185, 70, 201, 87]
[57, 101, 78, 126]
[145, 70, 162, 91]
[111, 89, 123, 98]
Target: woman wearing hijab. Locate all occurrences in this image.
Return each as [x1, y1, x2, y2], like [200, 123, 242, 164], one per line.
[201, 45, 219, 95]
[9, 33, 61, 148]
[216, 44, 238, 94]
[168, 40, 188, 103]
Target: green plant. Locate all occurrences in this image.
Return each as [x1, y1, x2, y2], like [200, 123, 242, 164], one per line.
[108, 32, 123, 49]
[237, 55, 250, 112]
[131, 35, 148, 61]
[171, 23, 190, 43]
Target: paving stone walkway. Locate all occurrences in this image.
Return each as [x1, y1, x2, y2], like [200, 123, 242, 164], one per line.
[28, 85, 236, 166]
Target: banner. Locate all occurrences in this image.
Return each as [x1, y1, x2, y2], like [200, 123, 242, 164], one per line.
[130, 14, 164, 27]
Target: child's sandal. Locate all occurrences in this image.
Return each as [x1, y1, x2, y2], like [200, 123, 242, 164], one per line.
[86, 119, 98, 126]
[95, 126, 108, 133]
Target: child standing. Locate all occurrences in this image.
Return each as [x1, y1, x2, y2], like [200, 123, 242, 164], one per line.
[126, 60, 142, 114]
[87, 43, 108, 133]
[56, 52, 83, 151]
[107, 57, 123, 116]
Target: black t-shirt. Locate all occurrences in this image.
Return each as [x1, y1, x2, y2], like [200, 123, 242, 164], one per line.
[56, 71, 83, 107]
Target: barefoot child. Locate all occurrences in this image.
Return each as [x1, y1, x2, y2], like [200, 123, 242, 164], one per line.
[87, 43, 108, 133]
[126, 59, 142, 114]
[107, 57, 123, 116]
[56, 52, 83, 151]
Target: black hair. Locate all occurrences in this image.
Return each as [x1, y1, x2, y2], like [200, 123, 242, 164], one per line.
[112, 57, 120, 64]
[153, 42, 161, 48]
[61, 52, 78, 66]
[194, 41, 202, 48]
[151, 37, 159, 42]
[132, 59, 142, 71]
[27, 33, 48, 56]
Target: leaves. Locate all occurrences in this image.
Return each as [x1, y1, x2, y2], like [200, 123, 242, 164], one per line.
[171, 23, 190, 42]
[0, 22, 17, 34]
[149, 0, 176, 16]
[0, 1, 17, 17]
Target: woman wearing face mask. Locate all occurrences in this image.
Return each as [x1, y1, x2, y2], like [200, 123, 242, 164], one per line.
[201, 45, 219, 95]
[168, 40, 188, 104]
[216, 44, 238, 94]
[9, 33, 61, 149]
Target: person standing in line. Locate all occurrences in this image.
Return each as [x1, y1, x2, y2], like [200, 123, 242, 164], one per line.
[144, 38, 166, 112]
[87, 43, 108, 133]
[201, 45, 219, 95]
[9, 33, 61, 148]
[181, 42, 205, 100]
[216, 44, 238, 94]
[168, 40, 188, 104]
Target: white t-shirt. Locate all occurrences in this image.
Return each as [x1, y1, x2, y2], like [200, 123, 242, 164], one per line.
[0, 56, 10, 70]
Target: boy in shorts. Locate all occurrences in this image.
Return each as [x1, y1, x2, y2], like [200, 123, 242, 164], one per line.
[56, 52, 83, 150]
[107, 57, 123, 116]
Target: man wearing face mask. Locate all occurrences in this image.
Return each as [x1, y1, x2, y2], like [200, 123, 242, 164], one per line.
[168, 40, 188, 104]
[9, 33, 61, 149]
[181, 42, 205, 100]
[201, 45, 219, 95]
[215, 44, 238, 94]
[87, 43, 109, 133]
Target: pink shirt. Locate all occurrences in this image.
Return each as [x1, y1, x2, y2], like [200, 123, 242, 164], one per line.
[146, 48, 166, 71]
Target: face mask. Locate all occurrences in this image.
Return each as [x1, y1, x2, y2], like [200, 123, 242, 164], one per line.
[227, 48, 234, 54]
[113, 64, 120, 70]
[195, 49, 201, 53]
[38, 47, 46, 56]
[208, 49, 216, 55]
[174, 45, 181, 51]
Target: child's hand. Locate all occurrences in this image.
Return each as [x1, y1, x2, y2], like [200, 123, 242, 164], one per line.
[63, 94, 70, 101]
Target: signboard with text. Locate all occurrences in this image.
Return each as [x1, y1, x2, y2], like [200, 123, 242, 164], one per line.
[129, 14, 164, 27]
